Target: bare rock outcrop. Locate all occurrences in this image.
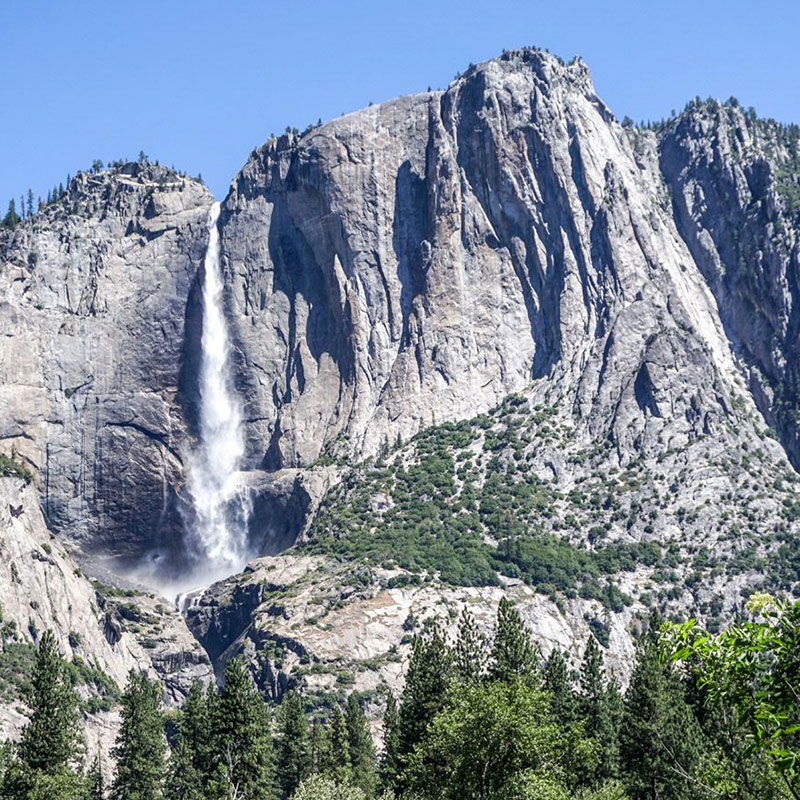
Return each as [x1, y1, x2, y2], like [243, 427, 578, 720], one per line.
[0, 163, 213, 566]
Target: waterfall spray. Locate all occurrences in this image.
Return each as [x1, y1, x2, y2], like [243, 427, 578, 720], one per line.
[181, 201, 251, 593]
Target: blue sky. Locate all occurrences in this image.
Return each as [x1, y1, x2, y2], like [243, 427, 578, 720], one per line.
[1, 0, 798, 203]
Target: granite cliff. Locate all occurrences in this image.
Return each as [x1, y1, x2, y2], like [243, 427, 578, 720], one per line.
[0, 48, 798, 721]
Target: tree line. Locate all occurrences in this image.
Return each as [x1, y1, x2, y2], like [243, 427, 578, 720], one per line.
[1, 179, 73, 230]
[0, 595, 796, 799]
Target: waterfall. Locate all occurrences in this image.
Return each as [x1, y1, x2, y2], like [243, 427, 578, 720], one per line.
[181, 201, 251, 591]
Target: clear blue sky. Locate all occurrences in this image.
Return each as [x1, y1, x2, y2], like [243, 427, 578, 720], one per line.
[1, 0, 798, 203]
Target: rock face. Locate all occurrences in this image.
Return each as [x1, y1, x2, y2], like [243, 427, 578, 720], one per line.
[219, 50, 798, 480]
[0, 163, 213, 568]
[660, 103, 800, 466]
[0, 476, 212, 743]
[188, 49, 798, 695]
[186, 554, 641, 707]
[0, 48, 799, 714]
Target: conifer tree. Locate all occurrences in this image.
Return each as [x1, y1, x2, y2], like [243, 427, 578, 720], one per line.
[454, 608, 486, 682]
[579, 636, 620, 782]
[88, 754, 105, 800]
[181, 682, 213, 785]
[309, 719, 330, 776]
[26, 189, 33, 219]
[209, 659, 274, 800]
[18, 630, 83, 776]
[345, 693, 377, 797]
[543, 648, 576, 722]
[325, 707, 351, 786]
[6, 630, 86, 799]
[164, 733, 202, 800]
[489, 597, 537, 682]
[275, 691, 311, 797]
[3, 199, 20, 228]
[379, 693, 400, 790]
[111, 671, 166, 800]
[397, 625, 452, 761]
[620, 625, 705, 800]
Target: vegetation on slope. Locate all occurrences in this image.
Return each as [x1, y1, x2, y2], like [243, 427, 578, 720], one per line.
[303, 393, 800, 624]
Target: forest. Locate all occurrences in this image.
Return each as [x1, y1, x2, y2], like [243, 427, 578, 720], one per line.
[0, 593, 796, 800]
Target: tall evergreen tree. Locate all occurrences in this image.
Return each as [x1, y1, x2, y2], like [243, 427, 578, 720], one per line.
[181, 682, 213, 785]
[3, 199, 20, 228]
[26, 189, 33, 219]
[397, 625, 452, 761]
[543, 648, 576, 722]
[18, 630, 83, 775]
[620, 626, 706, 800]
[209, 659, 274, 800]
[111, 671, 166, 800]
[5, 630, 86, 799]
[309, 719, 330, 776]
[275, 691, 311, 797]
[325, 707, 351, 786]
[579, 636, 620, 782]
[164, 733, 202, 800]
[453, 608, 486, 682]
[489, 597, 537, 682]
[379, 693, 400, 790]
[88, 754, 105, 800]
[345, 694, 377, 797]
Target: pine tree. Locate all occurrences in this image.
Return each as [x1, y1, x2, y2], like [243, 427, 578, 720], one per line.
[454, 608, 486, 682]
[164, 733, 202, 800]
[579, 636, 620, 781]
[181, 682, 213, 785]
[275, 691, 311, 797]
[209, 659, 274, 800]
[379, 692, 400, 790]
[111, 671, 166, 800]
[543, 648, 576, 722]
[489, 597, 537, 682]
[88, 755, 105, 800]
[26, 189, 33, 219]
[325, 707, 351, 785]
[397, 625, 452, 761]
[309, 719, 330, 776]
[3, 199, 20, 228]
[345, 693, 377, 797]
[18, 630, 83, 775]
[620, 625, 706, 800]
[164, 682, 215, 798]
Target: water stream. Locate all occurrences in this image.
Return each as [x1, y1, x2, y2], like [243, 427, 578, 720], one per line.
[179, 201, 251, 598]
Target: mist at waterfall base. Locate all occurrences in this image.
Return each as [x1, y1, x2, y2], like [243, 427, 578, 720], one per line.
[136, 202, 255, 602]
